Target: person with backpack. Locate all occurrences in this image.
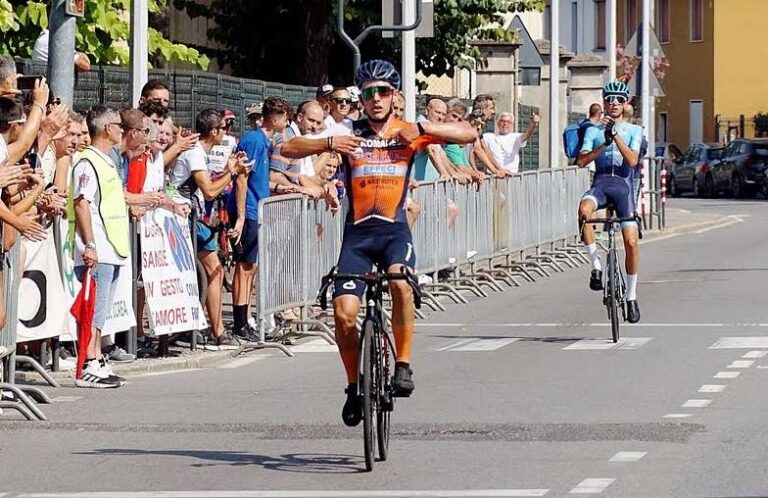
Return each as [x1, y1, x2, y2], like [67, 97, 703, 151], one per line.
[564, 103, 602, 170]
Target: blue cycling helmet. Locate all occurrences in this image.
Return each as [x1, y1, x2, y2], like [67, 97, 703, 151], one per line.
[355, 60, 401, 90]
[602, 80, 630, 99]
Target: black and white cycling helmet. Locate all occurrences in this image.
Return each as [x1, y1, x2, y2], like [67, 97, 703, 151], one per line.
[355, 60, 401, 90]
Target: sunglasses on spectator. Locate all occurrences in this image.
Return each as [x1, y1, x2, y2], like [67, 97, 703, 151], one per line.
[604, 95, 628, 105]
[333, 98, 352, 105]
[361, 86, 394, 100]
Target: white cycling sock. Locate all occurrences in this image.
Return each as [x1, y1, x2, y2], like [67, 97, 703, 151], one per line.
[626, 273, 638, 301]
[586, 243, 602, 271]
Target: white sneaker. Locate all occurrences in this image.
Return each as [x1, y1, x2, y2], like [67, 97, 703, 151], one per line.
[417, 274, 433, 285]
[75, 360, 120, 389]
[248, 316, 258, 330]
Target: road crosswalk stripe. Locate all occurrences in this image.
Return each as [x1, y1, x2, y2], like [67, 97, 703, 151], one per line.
[562, 338, 652, 350]
[569, 478, 615, 494]
[437, 338, 520, 352]
[709, 337, 768, 349]
[290, 339, 338, 353]
[10, 490, 552, 498]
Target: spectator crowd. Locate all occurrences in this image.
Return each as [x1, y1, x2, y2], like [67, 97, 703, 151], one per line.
[0, 53, 539, 389]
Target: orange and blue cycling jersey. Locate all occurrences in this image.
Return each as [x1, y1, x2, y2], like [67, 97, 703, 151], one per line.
[343, 118, 442, 226]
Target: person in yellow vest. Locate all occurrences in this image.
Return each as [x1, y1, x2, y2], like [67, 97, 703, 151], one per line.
[67, 105, 131, 389]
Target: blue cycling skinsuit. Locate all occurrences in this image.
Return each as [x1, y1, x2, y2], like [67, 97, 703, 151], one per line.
[580, 121, 643, 226]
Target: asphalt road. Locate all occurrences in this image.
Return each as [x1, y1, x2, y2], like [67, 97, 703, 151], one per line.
[2, 197, 768, 497]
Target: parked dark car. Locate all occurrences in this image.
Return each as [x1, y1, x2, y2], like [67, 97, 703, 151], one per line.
[712, 138, 768, 198]
[668, 143, 724, 197]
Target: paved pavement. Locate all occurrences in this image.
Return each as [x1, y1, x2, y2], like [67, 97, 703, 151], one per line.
[3, 197, 768, 497]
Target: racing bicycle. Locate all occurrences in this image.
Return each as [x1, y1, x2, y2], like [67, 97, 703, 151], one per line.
[318, 265, 421, 472]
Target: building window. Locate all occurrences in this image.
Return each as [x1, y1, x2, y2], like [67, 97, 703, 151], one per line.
[571, 2, 578, 51]
[658, 112, 668, 142]
[595, 0, 606, 50]
[658, 0, 671, 43]
[627, 0, 638, 41]
[690, 0, 703, 41]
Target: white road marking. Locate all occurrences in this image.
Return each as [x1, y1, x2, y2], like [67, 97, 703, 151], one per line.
[218, 356, 266, 369]
[563, 338, 651, 351]
[714, 371, 741, 379]
[743, 351, 768, 359]
[290, 339, 339, 353]
[727, 360, 755, 369]
[12, 490, 551, 498]
[569, 478, 616, 494]
[437, 338, 520, 352]
[682, 399, 712, 408]
[609, 451, 647, 462]
[663, 413, 692, 419]
[699, 385, 726, 393]
[710, 337, 768, 349]
[51, 396, 82, 402]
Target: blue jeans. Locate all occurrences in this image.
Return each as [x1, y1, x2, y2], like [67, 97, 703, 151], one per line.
[75, 264, 121, 331]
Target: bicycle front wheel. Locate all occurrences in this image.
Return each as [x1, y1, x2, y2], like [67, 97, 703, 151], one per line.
[606, 251, 620, 343]
[376, 334, 393, 462]
[361, 320, 376, 471]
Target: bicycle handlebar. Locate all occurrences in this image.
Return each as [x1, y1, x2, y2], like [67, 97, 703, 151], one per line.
[318, 266, 422, 310]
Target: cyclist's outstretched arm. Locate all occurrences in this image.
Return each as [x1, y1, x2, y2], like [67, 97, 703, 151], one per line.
[416, 121, 478, 145]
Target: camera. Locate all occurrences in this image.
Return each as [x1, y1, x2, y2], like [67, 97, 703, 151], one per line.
[16, 75, 58, 106]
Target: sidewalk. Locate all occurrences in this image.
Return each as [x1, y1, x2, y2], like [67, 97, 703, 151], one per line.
[14, 205, 725, 386]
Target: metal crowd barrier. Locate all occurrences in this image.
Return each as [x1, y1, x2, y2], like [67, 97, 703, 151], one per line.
[0, 242, 48, 421]
[250, 168, 591, 350]
[638, 157, 667, 230]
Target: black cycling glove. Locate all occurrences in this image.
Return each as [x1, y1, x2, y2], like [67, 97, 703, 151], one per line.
[604, 119, 616, 146]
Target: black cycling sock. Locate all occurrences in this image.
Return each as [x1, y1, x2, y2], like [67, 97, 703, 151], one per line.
[233, 305, 247, 331]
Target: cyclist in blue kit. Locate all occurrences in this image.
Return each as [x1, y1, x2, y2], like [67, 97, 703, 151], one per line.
[577, 80, 643, 323]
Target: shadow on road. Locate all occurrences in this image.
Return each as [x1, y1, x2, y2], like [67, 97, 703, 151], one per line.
[74, 448, 366, 474]
[432, 334, 586, 344]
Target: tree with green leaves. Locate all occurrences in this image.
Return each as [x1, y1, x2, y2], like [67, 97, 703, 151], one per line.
[172, 0, 544, 85]
[0, 0, 209, 69]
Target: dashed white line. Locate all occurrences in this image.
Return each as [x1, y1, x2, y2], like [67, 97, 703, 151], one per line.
[562, 338, 651, 350]
[609, 451, 647, 462]
[682, 399, 712, 408]
[663, 413, 692, 419]
[743, 351, 768, 359]
[438, 338, 520, 352]
[569, 478, 616, 494]
[714, 371, 741, 379]
[9, 491, 552, 498]
[709, 337, 768, 349]
[698, 385, 726, 393]
[727, 360, 755, 369]
[51, 396, 82, 402]
[218, 356, 266, 369]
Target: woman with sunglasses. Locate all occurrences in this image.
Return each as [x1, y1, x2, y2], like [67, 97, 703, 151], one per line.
[576, 80, 644, 324]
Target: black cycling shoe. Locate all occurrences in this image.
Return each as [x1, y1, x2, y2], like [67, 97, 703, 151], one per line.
[342, 384, 362, 427]
[626, 300, 641, 323]
[393, 362, 415, 397]
[589, 269, 603, 291]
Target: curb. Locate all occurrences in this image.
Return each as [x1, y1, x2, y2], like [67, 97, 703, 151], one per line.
[15, 349, 236, 384]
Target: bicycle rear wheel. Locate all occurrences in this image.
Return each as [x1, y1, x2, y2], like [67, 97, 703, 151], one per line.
[376, 333, 393, 462]
[361, 320, 376, 471]
[606, 251, 620, 343]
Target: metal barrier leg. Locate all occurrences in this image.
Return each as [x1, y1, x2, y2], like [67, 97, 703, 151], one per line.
[0, 383, 46, 420]
[283, 319, 336, 345]
[233, 341, 295, 358]
[14, 356, 61, 388]
[0, 401, 35, 421]
[17, 385, 52, 404]
[427, 283, 470, 304]
[420, 289, 448, 311]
